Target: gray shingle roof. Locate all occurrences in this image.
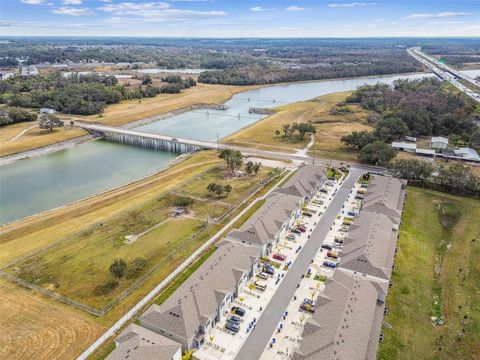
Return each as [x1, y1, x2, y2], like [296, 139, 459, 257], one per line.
[107, 324, 181, 360]
[338, 211, 397, 280]
[228, 192, 301, 246]
[293, 271, 387, 360]
[139, 240, 258, 341]
[361, 176, 407, 223]
[274, 165, 325, 198]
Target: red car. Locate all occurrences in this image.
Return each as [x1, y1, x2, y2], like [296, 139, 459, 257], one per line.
[273, 253, 287, 261]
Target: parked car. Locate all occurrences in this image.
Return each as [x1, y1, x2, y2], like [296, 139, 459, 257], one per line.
[334, 242, 343, 249]
[347, 210, 358, 217]
[263, 264, 275, 275]
[273, 253, 287, 261]
[360, 183, 368, 188]
[300, 302, 315, 313]
[227, 315, 241, 325]
[313, 200, 324, 205]
[291, 228, 302, 234]
[355, 194, 364, 200]
[303, 298, 314, 305]
[231, 307, 246, 317]
[253, 281, 267, 291]
[327, 251, 338, 259]
[323, 260, 337, 268]
[320, 188, 328, 193]
[295, 226, 306, 233]
[225, 322, 240, 333]
[356, 189, 366, 194]
[257, 272, 269, 280]
[302, 212, 313, 217]
[334, 236, 344, 244]
[286, 233, 296, 240]
[321, 244, 333, 250]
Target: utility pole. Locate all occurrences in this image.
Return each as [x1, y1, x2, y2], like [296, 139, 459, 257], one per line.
[216, 132, 219, 150]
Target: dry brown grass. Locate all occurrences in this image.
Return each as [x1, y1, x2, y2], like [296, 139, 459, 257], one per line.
[81, 83, 258, 127]
[0, 124, 86, 157]
[0, 279, 105, 360]
[224, 91, 373, 161]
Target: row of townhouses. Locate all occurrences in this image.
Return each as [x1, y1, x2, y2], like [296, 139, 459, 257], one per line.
[105, 165, 326, 360]
[293, 175, 407, 360]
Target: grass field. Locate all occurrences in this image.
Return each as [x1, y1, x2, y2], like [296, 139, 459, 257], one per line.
[378, 187, 480, 360]
[0, 84, 256, 158]
[3, 162, 268, 310]
[223, 91, 372, 161]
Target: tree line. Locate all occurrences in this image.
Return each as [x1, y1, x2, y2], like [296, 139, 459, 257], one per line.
[0, 72, 196, 116]
[388, 159, 480, 196]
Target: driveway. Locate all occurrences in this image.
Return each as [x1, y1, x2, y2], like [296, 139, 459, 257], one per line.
[235, 168, 363, 360]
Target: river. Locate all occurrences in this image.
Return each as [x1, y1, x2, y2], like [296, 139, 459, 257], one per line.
[0, 72, 441, 225]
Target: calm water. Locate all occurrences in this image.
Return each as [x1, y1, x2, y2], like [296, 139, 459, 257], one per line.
[0, 72, 431, 224]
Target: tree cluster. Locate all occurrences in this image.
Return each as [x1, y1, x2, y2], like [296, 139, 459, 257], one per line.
[207, 183, 232, 197]
[341, 78, 480, 165]
[0, 72, 195, 115]
[279, 122, 316, 141]
[388, 159, 480, 196]
[218, 149, 244, 175]
[245, 161, 261, 175]
[0, 107, 37, 127]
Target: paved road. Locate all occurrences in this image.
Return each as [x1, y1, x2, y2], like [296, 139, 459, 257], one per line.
[235, 168, 363, 360]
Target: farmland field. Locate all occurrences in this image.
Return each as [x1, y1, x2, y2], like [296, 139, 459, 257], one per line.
[378, 187, 480, 360]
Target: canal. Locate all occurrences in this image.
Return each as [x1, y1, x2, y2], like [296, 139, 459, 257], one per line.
[0, 72, 434, 224]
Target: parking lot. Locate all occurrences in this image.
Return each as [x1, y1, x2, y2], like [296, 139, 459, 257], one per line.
[194, 175, 344, 360]
[259, 177, 366, 359]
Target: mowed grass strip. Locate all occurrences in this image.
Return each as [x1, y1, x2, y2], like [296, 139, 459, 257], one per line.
[378, 187, 480, 360]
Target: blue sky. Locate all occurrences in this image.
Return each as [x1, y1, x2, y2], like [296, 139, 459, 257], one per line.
[1, 0, 479, 37]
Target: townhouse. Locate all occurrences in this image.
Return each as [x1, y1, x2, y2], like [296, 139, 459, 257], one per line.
[138, 240, 259, 351]
[228, 165, 326, 256]
[294, 175, 407, 360]
[106, 324, 182, 360]
[292, 271, 387, 360]
[227, 192, 302, 256]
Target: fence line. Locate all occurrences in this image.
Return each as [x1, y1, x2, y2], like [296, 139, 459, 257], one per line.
[76, 168, 293, 360]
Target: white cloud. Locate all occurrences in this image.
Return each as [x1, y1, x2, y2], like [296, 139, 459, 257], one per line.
[20, 0, 44, 4]
[328, 2, 376, 8]
[250, 6, 271, 12]
[53, 6, 95, 15]
[285, 6, 305, 11]
[99, 0, 111, 2]
[404, 12, 473, 20]
[98, 2, 227, 18]
[63, 0, 82, 4]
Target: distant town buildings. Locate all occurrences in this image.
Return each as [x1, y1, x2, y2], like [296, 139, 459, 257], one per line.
[20, 65, 38, 76]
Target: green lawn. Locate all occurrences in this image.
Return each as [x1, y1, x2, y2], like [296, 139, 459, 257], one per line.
[378, 187, 480, 360]
[5, 165, 270, 310]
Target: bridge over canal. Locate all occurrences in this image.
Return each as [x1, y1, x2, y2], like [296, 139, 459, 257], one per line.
[79, 123, 219, 153]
